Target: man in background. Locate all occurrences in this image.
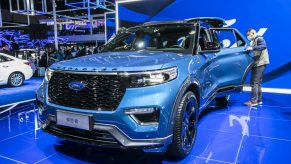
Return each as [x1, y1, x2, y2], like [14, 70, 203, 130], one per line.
[244, 28, 270, 106]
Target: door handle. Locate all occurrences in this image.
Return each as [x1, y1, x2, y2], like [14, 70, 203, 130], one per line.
[243, 49, 250, 54]
[2, 66, 9, 68]
[244, 50, 254, 58]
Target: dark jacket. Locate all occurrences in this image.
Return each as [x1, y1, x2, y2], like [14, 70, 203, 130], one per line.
[252, 36, 270, 67]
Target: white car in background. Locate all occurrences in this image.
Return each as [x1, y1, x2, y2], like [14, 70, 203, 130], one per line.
[0, 52, 33, 87]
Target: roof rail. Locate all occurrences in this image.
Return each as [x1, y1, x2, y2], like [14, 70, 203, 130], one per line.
[185, 17, 226, 27]
[142, 20, 188, 26]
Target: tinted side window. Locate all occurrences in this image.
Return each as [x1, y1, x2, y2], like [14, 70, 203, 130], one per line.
[234, 32, 246, 47]
[198, 28, 220, 51]
[212, 29, 246, 48]
[0, 55, 13, 63]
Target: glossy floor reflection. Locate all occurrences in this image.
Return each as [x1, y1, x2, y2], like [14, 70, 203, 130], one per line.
[0, 92, 290, 164]
[0, 77, 43, 106]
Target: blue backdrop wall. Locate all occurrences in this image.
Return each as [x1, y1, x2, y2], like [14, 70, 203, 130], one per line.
[116, 0, 291, 89]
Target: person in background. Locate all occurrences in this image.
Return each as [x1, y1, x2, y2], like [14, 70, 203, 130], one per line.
[76, 46, 86, 57]
[58, 48, 65, 61]
[69, 46, 77, 59]
[11, 39, 19, 56]
[0, 45, 12, 56]
[64, 46, 71, 59]
[88, 46, 94, 55]
[73, 46, 77, 53]
[85, 46, 89, 55]
[27, 53, 37, 72]
[38, 51, 48, 68]
[244, 28, 270, 107]
[93, 46, 99, 54]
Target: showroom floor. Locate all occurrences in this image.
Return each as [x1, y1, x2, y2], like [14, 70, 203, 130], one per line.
[0, 78, 291, 164]
[0, 77, 43, 106]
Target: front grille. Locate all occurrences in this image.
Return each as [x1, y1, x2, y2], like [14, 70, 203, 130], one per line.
[48, 71, 126, 111]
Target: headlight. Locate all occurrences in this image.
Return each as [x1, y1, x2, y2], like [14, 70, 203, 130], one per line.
[45, 68, 54, 81]
[127, 67, 177, 87]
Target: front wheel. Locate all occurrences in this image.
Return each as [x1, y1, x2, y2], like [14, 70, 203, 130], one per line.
[167, 91, 198, 158]
[8, 72, 24, 87]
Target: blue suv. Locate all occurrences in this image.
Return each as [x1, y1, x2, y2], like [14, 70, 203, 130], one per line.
[36, 17, 253, 157]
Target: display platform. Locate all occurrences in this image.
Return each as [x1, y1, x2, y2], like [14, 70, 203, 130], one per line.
[0, 92, 290, 164]
[0, 77, 43, 106]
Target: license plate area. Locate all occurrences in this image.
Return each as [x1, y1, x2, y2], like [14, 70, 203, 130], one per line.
[56, 111, 93, 131]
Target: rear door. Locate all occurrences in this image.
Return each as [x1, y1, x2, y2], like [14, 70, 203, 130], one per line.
[209, 28, 253, 89]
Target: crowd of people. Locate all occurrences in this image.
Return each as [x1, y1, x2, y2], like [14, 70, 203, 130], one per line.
[38, 45, 106, 68]
[0, 44, 105, 68]
[48, 45, 104, 62]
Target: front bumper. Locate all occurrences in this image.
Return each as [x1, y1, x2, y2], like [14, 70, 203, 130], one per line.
[39, 114, 172, 152]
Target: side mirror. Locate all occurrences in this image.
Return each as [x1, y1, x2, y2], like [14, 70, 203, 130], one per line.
[204, 42, 220, 51]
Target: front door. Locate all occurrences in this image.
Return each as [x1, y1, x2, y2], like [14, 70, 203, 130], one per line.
[210, 28, 253, 88]
[196, 28, 222, 100]
[0, 54, 13, 85]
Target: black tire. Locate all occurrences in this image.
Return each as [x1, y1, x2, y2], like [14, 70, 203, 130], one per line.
[8, 72, 24, 87]
[215, 95, 230, 107]
[167, 91, 198, 158]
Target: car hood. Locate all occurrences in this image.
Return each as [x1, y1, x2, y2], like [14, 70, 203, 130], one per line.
[50, 51, 189, 72]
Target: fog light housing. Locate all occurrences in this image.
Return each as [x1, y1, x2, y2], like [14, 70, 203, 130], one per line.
[40, 120, 49, 129]
[36, 99, 45, 115]
[125, 107, 160, 125]
[45, 68, 54, 81]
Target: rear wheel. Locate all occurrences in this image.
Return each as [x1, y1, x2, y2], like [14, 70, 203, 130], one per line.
[8, 72, 24, 87]
[167, 91, 198, 158]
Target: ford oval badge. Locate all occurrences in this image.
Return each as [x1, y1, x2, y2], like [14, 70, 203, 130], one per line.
[68, 82, 85, 91]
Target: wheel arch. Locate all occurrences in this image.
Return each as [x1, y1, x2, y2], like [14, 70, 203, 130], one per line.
[241, 62, 254, 86]
[167, 77, 201, 137]
[186, 83, 200, 109]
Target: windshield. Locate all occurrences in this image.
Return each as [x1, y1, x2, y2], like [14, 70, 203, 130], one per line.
[102, 25, 195, 53]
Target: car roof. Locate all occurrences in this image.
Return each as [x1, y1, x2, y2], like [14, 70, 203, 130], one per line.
[139, 17, 226, 28]
[185, 17, 226, 27]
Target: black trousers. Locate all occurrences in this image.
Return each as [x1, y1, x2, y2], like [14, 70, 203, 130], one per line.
[250, 65, 266, 102]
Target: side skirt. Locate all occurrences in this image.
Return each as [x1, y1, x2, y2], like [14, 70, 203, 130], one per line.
[199, 85, 242, 113]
